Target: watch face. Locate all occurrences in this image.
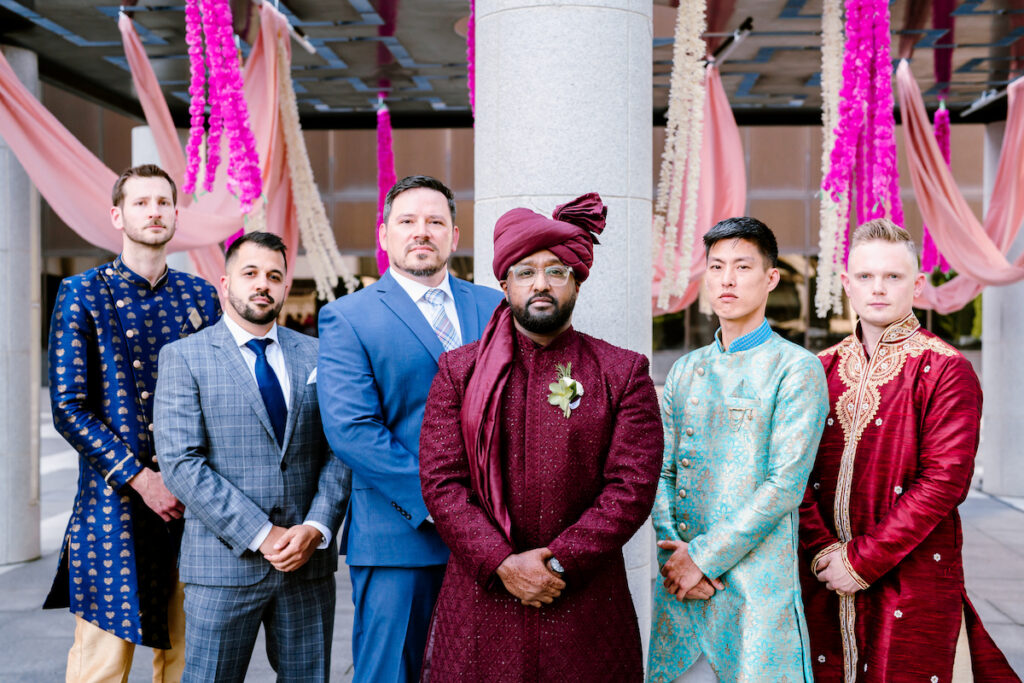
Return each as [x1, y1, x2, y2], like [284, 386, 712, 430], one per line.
[549, 558, 565, 574]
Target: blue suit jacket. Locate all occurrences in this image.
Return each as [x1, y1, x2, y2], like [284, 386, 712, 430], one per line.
[317, 270, 503, 566]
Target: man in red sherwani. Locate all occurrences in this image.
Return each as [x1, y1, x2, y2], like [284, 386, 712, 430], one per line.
[417, 193, 663, 682]
[799, 219, 1020, 683]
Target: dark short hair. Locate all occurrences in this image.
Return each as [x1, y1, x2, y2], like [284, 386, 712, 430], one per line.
[111, 164, 177, 208]
[703, 216, 779, 268]
[382, 175, 456, 224]
[225, 232, 288, 272]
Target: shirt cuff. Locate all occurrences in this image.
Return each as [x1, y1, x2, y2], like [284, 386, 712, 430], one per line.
[248, 521, 273, 552]
[302, 520, 332, 549]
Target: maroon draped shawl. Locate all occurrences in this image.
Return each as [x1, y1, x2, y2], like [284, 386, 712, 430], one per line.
[461, 193, 606, 540]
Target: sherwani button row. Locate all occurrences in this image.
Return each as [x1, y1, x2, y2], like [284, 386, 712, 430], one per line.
[126, 329, 135, 338]
[696, 367, 705, 376]
[132, 360, 142, 369]
[689, 397, 699, 406]
[680, 458, 691, 468]
[678, 489, 687, 499]
[147, 423, 153, 432]
[685, 427, 694, 436]
[679, 523, 688, 532]
[141, 391, 150, 400]
[116, 299, 125, 308]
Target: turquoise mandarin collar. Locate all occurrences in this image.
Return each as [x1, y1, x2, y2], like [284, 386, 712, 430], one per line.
[715, 318, 773, 353]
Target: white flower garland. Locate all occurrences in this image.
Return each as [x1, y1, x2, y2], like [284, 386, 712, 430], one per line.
[815, 0, 846, 317]
[276, 37, 360, 300]
[654, 0, 708, 309]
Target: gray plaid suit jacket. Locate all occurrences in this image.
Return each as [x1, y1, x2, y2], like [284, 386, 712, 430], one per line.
[154, 318, 351, 587]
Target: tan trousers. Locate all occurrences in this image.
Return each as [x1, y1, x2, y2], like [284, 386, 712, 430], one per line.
[66, 581, 186, 683]
[953, 608, 975, 683]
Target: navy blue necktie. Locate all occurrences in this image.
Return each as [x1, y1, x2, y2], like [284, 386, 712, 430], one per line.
[245, 338, 287, 447]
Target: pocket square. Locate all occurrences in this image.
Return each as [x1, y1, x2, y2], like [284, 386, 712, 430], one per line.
[306, 367, 317, 385]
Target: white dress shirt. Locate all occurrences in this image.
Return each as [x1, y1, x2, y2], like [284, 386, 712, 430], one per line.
[221, 314, 331, 552]
[389, 267, 463, 344]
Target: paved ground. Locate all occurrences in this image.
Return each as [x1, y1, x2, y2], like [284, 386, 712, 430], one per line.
[1, 391, 1022, 681]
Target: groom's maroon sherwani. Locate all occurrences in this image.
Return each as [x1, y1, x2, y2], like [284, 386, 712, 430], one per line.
[418, 327, 663, 682]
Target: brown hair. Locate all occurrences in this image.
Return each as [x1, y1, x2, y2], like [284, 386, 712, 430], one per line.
[849, 218, 918, 266]
[111, 164, 177, 208]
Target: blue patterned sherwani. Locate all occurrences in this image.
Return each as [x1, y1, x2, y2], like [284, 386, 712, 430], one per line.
[44, 256, 220, 647]
[155, 318, 351, 682]
[648, 322, 829, 683]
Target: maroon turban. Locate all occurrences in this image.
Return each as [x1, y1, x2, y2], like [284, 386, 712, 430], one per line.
[461, 193, 607, 542]
[491, 192, 607, 282]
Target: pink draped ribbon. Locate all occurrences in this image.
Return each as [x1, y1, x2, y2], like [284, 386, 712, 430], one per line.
[652, 66, 746, 315]
[0, 6, 299, 286]
[896, 60, 1024, 313]
[375, 101, 396, 275]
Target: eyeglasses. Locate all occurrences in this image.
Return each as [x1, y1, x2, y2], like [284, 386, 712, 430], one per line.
[507, 265, 573, 286]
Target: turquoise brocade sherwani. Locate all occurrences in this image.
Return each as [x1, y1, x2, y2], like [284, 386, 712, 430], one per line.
[649, 320, 829, 683]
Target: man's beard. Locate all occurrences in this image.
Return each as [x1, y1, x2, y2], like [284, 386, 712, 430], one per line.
[229, 290, 283, 325]
[123, 219, 175, 247]
[510, 291, 576, 335]
[395, 238, 448, 278]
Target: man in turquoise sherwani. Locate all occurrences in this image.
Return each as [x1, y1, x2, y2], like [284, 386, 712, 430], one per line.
[649, 217, 829, 683]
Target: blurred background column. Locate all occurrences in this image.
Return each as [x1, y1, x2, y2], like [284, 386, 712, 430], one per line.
[0, 44, 41, 565]
[980, 120, 1024, 497]
[473, 0, 655, 653]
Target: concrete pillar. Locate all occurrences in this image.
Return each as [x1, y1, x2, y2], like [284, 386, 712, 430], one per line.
[131, 125, 194, 274]
[473, 1, 655, 652]
[980, 121, 1024, 496]
[0, 44, 41, 564]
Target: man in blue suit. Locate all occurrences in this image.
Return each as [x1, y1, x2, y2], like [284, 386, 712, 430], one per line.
[156, 232, 351, 682]
[318, 175, 503, 682]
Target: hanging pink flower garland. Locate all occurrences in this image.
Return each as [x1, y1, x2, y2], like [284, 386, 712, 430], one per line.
[921, 102, 951, 272]
[182, 0, 262, 213]
[466, 0, 476, 117]
[375, 97, 397, 275]
[822, 0, 903, 265]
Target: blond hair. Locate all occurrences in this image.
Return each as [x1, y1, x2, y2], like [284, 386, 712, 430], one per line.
[849, 218, 918, 267]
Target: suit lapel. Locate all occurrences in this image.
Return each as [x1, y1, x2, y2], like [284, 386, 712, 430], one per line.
[377, 271, 445, 362]
[279, 329, 306, 455]
[210, 319, 277, 446]
[450, 274, 482, 344]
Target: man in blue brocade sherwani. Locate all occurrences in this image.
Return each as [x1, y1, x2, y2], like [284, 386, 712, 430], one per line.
[649, 217, 829, 683]
[45, 165, 220, 681]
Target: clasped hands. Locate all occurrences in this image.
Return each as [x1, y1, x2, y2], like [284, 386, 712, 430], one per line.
[657, 540, 725, 601]
[259, 524, 322, 572]
[496, 547, 566, 608]
[814, 547, 862, 596]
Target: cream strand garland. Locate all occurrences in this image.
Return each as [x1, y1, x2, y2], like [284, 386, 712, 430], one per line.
[815, 0, 846, 317]
[276, 38, 360, 300]
[655, 0, 707, 309]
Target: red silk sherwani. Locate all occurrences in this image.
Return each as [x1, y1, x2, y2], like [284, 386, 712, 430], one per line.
[418, 328, 663, 682]
[800, 314, 1019, 682]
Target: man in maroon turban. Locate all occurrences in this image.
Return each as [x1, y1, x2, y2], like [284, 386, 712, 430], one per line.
[418, 193, 664, 682]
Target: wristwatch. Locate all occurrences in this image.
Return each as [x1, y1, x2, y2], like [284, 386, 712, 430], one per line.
[547, 557, 565, 576]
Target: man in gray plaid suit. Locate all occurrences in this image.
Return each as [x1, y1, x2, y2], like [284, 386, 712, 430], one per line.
[155, 232, 351, 682]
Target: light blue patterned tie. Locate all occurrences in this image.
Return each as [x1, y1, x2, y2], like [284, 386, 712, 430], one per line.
[423, 288, 460, 351]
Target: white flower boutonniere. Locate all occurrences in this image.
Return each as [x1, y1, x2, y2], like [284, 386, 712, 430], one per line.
[548, 362, 584, 418]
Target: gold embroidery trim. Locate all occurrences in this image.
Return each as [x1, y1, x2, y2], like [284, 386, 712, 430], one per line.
[812, 541, 843, 574]
[840, 542, 870, 590]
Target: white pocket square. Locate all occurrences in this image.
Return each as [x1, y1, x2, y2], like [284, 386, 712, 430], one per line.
[306, 367, 317, 385]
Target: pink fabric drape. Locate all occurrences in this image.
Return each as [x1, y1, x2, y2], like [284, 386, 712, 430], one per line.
[0, 51, 240, 255]
[121, 6, 298, 285]
[652, 66, 746, 315]
[0, 6, 299, 286]
[896, 60, 1024, 313]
